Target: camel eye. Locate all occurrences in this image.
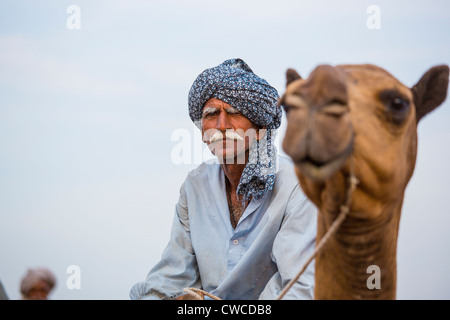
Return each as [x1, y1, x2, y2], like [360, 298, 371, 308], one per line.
[379, 90, 410, 124]
[389, 97, 410, 113]
[282, 104, 293, 113]
[387, 97, 410, 124]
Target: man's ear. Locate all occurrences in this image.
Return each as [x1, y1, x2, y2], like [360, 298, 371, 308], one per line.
[286, 68, 302, 87]
[412, 65, 449, 123]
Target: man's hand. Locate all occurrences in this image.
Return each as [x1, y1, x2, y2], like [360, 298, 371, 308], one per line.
[176, 288, 205, 300]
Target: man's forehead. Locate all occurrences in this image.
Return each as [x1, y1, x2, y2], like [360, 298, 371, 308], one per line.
[203, 98, 234, 109]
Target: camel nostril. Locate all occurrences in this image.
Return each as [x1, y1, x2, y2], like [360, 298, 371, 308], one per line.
[329, 98, 347, 106]
[302, 156, 327, 168]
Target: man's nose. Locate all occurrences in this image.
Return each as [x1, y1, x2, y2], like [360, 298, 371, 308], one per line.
[216, 110, 232, 131]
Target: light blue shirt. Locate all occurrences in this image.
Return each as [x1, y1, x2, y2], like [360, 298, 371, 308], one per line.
[130, 155, 317, 300]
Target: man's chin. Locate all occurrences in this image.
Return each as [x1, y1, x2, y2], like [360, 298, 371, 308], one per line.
[213, 151, 247, 165]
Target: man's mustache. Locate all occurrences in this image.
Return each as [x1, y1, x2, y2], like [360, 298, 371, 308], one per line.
[207, 130, 244, 144]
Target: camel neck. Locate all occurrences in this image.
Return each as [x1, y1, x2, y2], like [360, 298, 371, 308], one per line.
[314, 199, 402, 300]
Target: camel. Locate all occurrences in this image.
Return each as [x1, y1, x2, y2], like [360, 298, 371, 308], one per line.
[280, 63, 449, 299]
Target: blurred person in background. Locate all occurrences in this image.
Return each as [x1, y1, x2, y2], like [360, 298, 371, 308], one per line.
[20, 267, 56, 300]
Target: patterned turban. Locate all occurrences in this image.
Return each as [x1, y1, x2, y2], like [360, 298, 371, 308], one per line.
[188, 58, 281, 200]
[188, 58, 281, 129]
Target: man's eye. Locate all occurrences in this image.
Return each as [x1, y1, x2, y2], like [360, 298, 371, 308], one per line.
[203, 111, 218, 118]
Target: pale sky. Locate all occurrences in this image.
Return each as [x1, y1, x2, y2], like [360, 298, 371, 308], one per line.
[0, 0, 449, 299]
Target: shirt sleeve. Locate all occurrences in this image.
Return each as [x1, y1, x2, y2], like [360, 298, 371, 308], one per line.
[259, 184, 317, 300]
[129, 182, 201, 300]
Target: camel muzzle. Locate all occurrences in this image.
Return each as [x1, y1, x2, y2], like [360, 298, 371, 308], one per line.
[282, 65, 354, 182]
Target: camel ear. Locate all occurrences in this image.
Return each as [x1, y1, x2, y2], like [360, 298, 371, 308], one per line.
[286, 68, 302, 87]
[412, 65, 449, 123]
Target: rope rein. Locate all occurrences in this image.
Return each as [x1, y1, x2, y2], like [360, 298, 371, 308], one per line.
[275, 170, 359, 300]
[182, 287, 222, 300]
[182, 168, 359, 301]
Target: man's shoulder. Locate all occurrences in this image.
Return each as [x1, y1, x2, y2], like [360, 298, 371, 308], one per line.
[275, 154, 298, 184]
[184, 159, 220, 185]
[275, 155, 313, 214]
[182, 155, 298, 191]
[273, 154, 309, 199]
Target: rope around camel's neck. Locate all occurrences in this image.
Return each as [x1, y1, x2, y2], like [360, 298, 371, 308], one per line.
[275, 170, 359, 300]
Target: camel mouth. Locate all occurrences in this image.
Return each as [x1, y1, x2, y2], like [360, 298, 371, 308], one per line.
[297, 144, 353, 182]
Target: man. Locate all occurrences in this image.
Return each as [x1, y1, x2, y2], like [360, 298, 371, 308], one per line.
[20, 267, 56, 300]
[130, 58, 317, 300]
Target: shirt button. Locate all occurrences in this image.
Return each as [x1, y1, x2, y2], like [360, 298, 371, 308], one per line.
[233, 239, 239, 245]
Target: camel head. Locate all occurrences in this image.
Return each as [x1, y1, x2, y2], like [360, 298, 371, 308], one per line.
[281, 64, 449, 215]
[280, 64, 449, 299]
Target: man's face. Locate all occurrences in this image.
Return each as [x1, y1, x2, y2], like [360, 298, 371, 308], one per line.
[26, 280, 51, 300]
[201, 98, 260, 163]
